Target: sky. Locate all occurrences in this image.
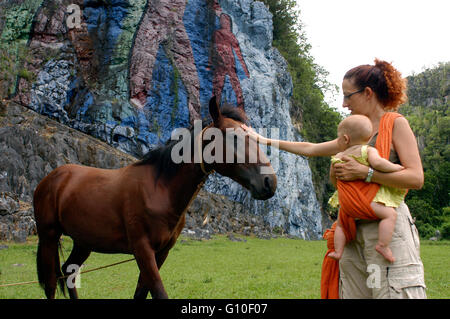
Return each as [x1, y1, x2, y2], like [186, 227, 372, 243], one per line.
[295, 0, 450, 114]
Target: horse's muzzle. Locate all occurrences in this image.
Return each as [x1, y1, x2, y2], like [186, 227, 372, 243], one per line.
[250, 174, 277, 200]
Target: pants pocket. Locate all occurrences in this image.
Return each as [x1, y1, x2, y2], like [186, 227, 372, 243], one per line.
[387, 264, 426, 299]
[406, 214, 421, 253]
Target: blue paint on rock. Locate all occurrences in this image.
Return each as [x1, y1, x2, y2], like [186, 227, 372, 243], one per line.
[144, 45, 190, 145]
[183, 0, 215, 119]
[83, 0, 128, 68]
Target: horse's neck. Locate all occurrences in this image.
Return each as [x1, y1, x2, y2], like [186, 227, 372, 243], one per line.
[167, 163, 208, 212]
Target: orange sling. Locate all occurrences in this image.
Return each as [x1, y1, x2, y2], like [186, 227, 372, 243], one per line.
[320, 112, 403, 299]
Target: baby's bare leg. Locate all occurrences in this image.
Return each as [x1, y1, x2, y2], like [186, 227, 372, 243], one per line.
[328, 223, 346, 260]
[371, 202, 397, 263]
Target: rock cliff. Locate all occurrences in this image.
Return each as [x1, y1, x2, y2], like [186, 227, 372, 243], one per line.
[1, 0, 323, 239]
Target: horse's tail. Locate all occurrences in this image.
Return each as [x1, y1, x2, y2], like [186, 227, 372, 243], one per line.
[34, 171, 66, 298]
[36, 237, 66, 298]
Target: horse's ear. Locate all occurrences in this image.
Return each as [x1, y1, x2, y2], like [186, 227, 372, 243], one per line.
[209, 96, 222, 125]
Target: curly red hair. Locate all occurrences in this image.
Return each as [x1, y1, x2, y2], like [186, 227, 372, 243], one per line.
[344, 59, 408, 111]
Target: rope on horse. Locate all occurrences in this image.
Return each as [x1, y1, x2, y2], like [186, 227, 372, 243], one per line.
[0, 257, 135, 288]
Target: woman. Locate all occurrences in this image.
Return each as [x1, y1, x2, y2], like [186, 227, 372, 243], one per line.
[242, 59, 426, 299]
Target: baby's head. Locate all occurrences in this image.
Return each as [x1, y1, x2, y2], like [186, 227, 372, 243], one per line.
[337, 115, 373, 150]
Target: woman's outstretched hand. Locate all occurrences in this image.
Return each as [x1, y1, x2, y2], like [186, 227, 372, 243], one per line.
[241, 124, 269, 145]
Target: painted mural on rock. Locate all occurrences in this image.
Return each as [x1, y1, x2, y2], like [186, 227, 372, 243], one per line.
[5, 0, 249, 151]
[1, 0, 323, 239]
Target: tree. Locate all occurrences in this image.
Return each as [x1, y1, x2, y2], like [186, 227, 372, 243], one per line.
[400, 62, 450, 239]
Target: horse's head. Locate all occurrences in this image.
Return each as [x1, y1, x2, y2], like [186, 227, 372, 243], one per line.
[200, 97, 277, 200]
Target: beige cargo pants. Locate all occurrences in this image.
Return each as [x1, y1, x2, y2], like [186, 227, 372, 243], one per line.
[339, 202, 427, 299]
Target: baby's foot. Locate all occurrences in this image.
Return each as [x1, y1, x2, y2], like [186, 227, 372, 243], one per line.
[327, 251, 342, 261]
[375, 244, 395, 263]
[130, 97, 144, 109]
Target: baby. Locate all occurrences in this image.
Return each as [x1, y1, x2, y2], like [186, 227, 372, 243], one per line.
[327, 115, 406, 263]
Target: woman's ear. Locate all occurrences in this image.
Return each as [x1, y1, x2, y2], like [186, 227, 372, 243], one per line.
[364, 86, 374, 100]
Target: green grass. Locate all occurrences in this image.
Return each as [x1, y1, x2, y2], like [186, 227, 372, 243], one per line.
[0, 235, 448, 299]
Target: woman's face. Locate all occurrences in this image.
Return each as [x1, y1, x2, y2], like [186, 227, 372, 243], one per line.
[342, 78, 367, 115]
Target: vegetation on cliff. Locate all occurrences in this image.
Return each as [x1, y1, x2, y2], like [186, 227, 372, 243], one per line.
[400, 62, 450, 239]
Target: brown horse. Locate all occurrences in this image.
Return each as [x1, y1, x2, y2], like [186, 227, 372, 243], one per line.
[33, 97, 277, 299]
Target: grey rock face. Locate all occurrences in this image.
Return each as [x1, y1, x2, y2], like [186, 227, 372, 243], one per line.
[30, 59, 74, 124]
[0, 102, 136, 204]
[183, 190, 274, 240]
[0, 192, 35, 242]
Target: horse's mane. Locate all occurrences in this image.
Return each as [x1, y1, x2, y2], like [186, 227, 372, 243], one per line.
[134, 105, 248, 182]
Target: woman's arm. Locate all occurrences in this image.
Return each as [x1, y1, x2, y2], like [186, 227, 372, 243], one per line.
[272, 139, 339, 157]
[241, 124, 340, 157]
[333, 117, 424, 189]
[372, 117, 423, 189]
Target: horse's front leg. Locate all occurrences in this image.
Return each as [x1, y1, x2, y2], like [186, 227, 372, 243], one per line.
[134, 249, 172, 299]
[134, 273, 149, 299]
[132, 239, 168, 299]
